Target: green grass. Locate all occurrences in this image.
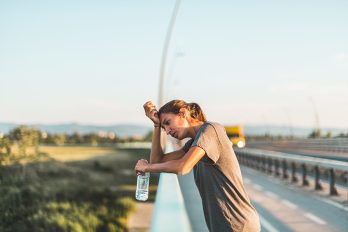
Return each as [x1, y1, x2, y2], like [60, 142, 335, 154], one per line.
[0, 146, 158, 232]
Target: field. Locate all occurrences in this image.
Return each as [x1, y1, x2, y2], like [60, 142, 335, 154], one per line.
[0, 145, 158, 232]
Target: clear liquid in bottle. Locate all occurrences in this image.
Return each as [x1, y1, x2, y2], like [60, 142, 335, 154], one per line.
[135, 172, 150, 201]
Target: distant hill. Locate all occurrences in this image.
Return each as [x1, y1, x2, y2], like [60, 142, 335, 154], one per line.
[1, 122, 346, 138]
[0, 123, 151, 138]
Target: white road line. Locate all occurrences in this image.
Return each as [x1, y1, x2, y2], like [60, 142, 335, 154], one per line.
[265, 191, 279, 199]
[314, 197, 348, 212]
[281, 200, 298, 209]
[259, 214, 279, 232]
[304, 213, 327, 225]
[253, 184, 263, 191]
[243, 178, 251, 184]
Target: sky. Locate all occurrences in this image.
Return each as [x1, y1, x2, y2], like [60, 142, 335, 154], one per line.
[1, 0, 348, 129]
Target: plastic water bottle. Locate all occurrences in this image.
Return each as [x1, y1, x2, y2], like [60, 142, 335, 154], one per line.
[135, 172, 150, 201]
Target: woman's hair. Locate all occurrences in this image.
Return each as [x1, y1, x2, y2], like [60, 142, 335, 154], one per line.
[158, 100, 207, 122]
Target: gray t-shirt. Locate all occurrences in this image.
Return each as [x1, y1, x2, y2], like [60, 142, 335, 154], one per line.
[182, 122, 260, 232]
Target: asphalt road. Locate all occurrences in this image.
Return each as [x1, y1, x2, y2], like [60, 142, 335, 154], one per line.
[178, 166, 348, 232]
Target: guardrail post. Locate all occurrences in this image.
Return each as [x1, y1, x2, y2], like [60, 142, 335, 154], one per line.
[329, 168, 339, 196]
[314, 166, 323, 190]
[267, 158, 273, 174]
[248, 155, 253, 168]
[257, 157, 263, 172]
[262, 157, 267, 172]
[275, 159, 280, 177]
[253, 156, 258, 169]
[256, 156, 261, 170]
[301, 164, 309, 186]
[282, 160, 288, 179]
[291, 162, 298, 183]
[250, 155, 255, 168]
[245, 154, 250, 167]
[255, 156, 260, 170]
[241, 153, 247, 166]
[242, 152, 246, 165]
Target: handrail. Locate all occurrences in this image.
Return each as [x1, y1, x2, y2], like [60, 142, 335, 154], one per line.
[240, 148, 348, 172]
[248, 138, 348, 153]
[151, 142, 192, 232]
[236, 148, 348, 196]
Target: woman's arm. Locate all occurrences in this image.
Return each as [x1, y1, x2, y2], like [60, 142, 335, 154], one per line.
[149, 126, 164, 163]
[135, 146, 205, 175]
[151, 136, 186, 163]
[142, 100, 186, 164]
[143, 101, 167, 164]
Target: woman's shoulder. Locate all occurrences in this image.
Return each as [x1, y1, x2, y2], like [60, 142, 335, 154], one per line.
[201, 121, 226, 135]
[205, 121, 225, 130]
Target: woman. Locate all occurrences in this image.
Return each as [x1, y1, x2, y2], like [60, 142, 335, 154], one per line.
[134, 100, 260, 232]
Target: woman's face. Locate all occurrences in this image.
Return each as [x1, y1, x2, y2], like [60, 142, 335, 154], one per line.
[159, 112, 189, 140]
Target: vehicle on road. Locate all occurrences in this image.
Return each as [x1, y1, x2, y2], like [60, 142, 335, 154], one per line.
[225, 125, 246, 148]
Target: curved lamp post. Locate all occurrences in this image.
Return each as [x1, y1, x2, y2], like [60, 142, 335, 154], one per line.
[158, 0, 181, 107]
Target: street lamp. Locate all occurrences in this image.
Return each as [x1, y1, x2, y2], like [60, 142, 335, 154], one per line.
[158, 0, 181, 107]
[165, 51, 185, 100]
[308, 97, 321, 138]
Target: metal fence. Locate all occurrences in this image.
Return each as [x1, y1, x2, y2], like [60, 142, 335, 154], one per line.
[236, 148, 348, 196]
[247, 138, 348, 153]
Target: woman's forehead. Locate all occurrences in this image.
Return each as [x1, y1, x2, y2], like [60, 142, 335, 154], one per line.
[159, 112, 176, 122]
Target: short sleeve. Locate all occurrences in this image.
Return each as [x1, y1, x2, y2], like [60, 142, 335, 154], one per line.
[191, 123, 220, 163]
[181, 139, 194, 153]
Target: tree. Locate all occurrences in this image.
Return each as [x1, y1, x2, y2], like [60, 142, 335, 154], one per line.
[0, 135, 12, 155]
[52, 134, 66, 146]
[308, 129, 321, 138]
[8, 126, 40, 156]
[325, 131, 332, 138]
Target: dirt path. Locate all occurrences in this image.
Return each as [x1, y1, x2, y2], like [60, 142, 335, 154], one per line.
[128, 202, 154, 232]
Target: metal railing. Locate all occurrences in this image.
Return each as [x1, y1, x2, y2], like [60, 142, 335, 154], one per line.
[236, 148, 348, 196]
[151, 142, 192, 232]
[247, 138, 348, 153]
[115, 142, 151, 149]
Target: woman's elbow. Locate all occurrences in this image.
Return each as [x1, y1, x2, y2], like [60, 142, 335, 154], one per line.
[176, 165, 192, 176]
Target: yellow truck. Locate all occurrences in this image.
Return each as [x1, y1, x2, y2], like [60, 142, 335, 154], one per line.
[225, 125, 246, 148]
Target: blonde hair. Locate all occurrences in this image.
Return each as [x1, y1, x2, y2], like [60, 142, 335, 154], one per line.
[158, 100, 207, 122]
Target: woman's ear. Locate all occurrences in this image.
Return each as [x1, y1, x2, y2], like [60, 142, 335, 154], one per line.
[179, 108, 186, 118]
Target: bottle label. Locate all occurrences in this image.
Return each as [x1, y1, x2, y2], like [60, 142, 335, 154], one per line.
[137, 177, 149, 190]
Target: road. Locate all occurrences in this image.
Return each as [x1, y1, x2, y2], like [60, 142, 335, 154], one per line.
[178, 166, 348, 232]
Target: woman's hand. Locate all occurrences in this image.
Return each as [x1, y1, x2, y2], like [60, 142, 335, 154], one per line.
[143, 101, 160, 127]
[135, 159, 149, 175]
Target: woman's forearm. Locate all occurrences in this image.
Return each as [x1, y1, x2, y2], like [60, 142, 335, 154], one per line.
[145, 159, 186, 175]
[150, 126, 164, 163]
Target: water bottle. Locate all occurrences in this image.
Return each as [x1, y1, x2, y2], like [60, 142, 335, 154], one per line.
[135, 172, 150, 201]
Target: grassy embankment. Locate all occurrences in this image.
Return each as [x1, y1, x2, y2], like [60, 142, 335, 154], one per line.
[0, 145, 158, 232]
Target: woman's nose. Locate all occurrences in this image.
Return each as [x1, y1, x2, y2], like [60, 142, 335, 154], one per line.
[164, 127, 171, 135]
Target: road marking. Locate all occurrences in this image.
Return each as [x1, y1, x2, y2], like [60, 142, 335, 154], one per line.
[304, 213, 326, 225]
[253, 184, 263, 191]
[265, 191, 279, 199]
[259, 214, 279, 232]
[281, 200, 297, 209]
[314, 197, 348, 212]
[243, 178, 251, 184]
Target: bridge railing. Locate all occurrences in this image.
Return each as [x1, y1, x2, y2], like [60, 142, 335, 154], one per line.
[248, 138, 348, 153]
[236, 148, 348, 196]
[150, 142, 192, 232]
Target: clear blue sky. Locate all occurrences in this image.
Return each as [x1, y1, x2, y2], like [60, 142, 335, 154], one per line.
[1, 0, 347, 128]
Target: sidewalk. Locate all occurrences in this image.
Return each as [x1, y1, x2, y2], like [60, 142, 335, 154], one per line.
[128, 202, 154, 232]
